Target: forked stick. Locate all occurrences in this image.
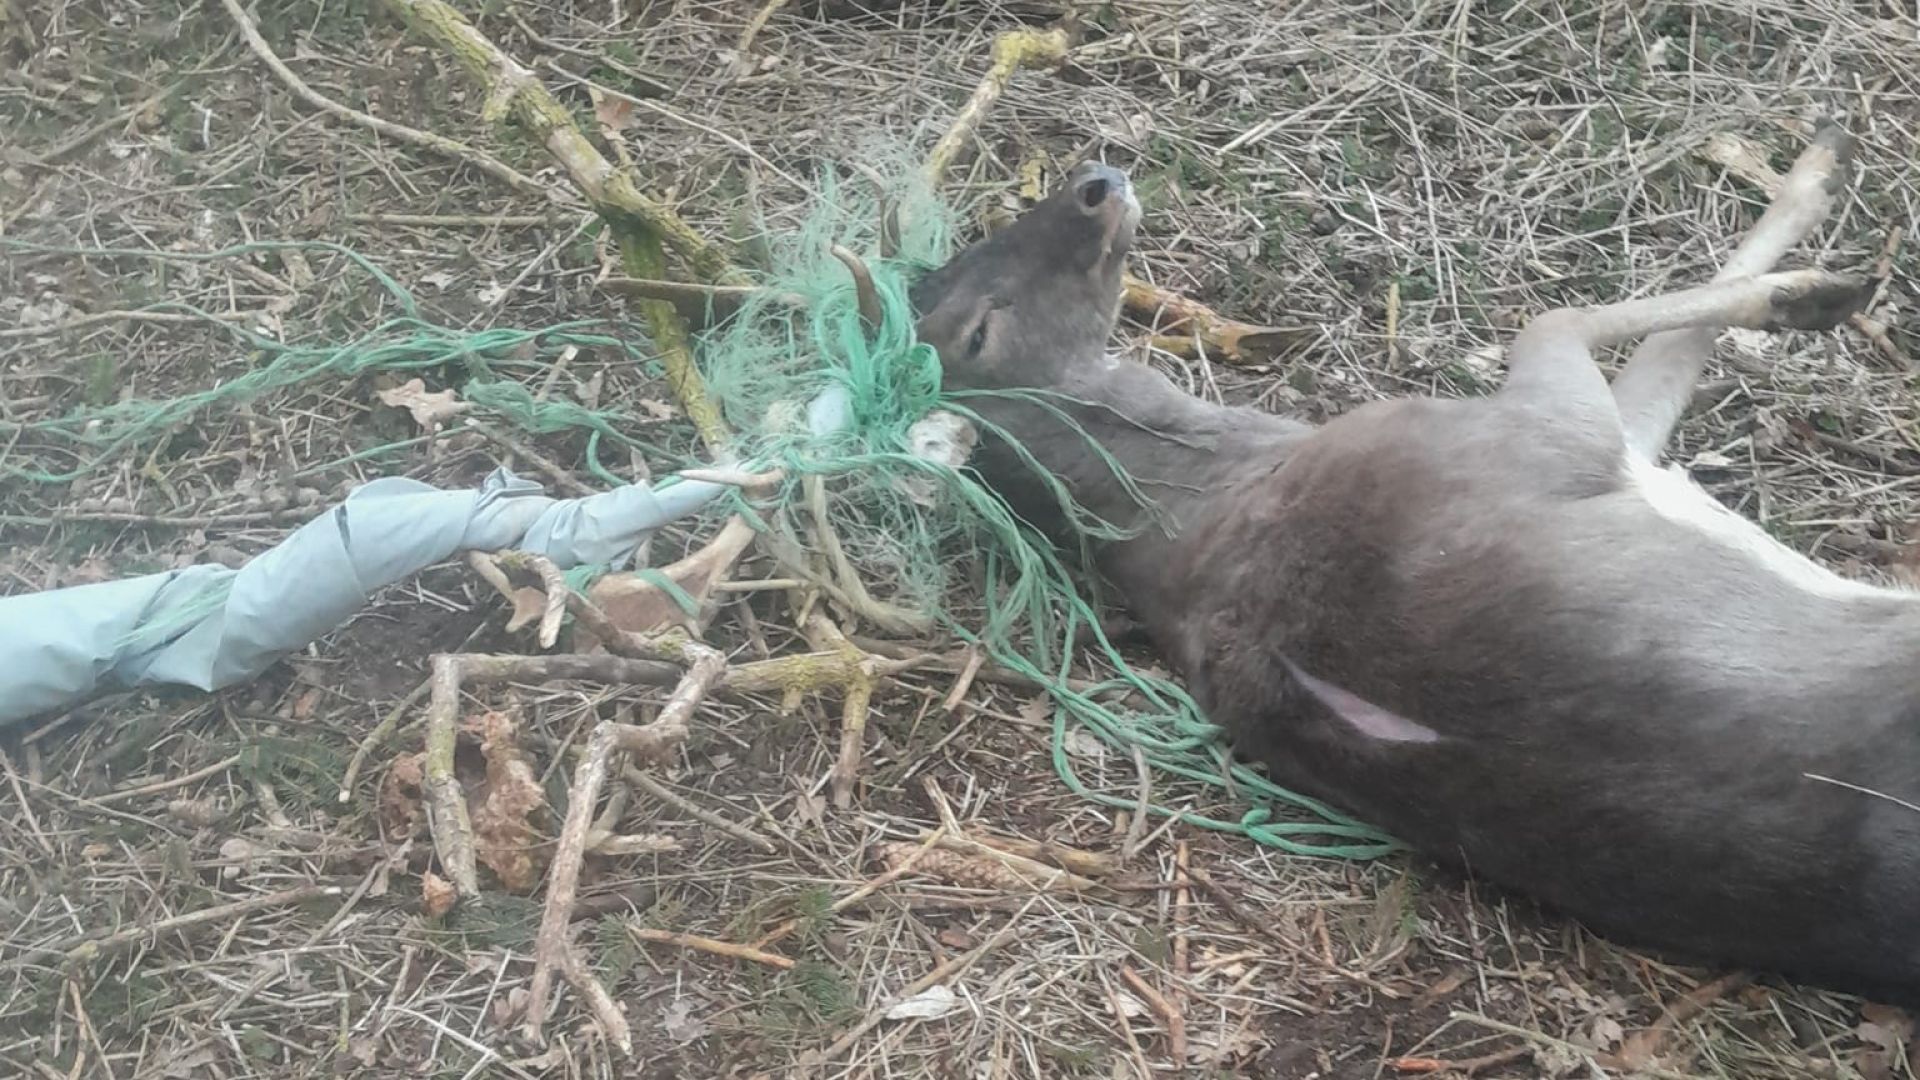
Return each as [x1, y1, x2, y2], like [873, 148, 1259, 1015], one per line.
[1610, 119, 1855, 460]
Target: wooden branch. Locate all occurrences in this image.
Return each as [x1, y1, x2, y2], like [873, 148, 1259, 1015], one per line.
[522, 645, 721, 1045]
[1125, 276, 1317, 365]
[924, 28, 1071, 186]
[44, 885, 343, 966]
[628, 926, 794, 969]
[597, 275, 803, 319]
[523, 719, 617, 1045]
[423, 655, 481, 896]
[224, 0, 555, 200]
[383, 0, 739, 454]
[382, 0, 735, 284]
[562, 941, 633, 1054]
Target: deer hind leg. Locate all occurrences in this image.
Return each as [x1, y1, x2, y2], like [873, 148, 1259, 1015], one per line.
[1610, 119, 1856, 461]
[1499, 270, 1872, 439]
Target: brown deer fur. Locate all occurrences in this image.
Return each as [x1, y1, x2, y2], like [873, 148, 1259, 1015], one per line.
[906, 130, 1920, 999]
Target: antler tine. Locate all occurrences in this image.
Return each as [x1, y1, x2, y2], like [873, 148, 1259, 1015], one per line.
[830, 244, 884, 329]
[847, 160, 902, 260]
[878, 199, 901, 260]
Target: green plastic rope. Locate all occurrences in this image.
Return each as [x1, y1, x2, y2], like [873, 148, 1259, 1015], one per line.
[695, 158, 1400, 859]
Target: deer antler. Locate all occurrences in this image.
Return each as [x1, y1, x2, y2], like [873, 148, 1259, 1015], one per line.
[831, 244, 884, 329]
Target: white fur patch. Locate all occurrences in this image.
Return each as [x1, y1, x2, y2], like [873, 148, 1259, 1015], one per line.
[1624, 456, 1912, 602]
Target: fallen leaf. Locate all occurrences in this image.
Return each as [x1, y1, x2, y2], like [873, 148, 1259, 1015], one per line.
[660, 998, 710, 1044]
[1061, 725, 1107, 761]
[167, 798, 224, 827]
[422, 871, 457, 917]
[1582, 1015, 1625, 1053]
[380, 753, 427, 837]
[471, 710, 549, 892]
[590, 85, 636, 133]
[377, 378, 469, 432]
[790, 791, 827, 829]
[219, 837, 263, 879]
[158, 1046, 220, 1078]
[503, 586, 549, 634]
[1699, 131, 1783, 195]
[884, 984, 960, 1021]
[1186, 1023, 1268, 1064]
[490, 986, 529, 1030]
[1017, 694, 1053, 727]
[581, 517, 757, 643]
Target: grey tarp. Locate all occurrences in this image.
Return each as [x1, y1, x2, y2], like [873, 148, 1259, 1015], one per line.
[0, 467, 729, 727]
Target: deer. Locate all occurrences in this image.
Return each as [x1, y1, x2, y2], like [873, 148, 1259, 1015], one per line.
[894, 122, 1920, 1000]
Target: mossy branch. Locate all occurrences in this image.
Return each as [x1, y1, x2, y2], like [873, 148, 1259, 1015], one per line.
[924, 28, 1071, 187]
[383, 0, 738, 286]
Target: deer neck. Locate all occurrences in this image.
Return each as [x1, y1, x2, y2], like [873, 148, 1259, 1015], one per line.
[959, 352, 1309, 568]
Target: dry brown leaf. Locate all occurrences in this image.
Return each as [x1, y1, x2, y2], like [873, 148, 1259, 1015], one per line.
[376, 378, 470, 432]
[590, 85, 636, 133]
[471, 710, 548, 892]
[1698, 131, 1783, 195]
[380, 753, 427, 837]
[422, 871, 457, 918]
[581, 517, 756, 644]
[491, 986, 530, 1031]
[503, 586, 549, 633]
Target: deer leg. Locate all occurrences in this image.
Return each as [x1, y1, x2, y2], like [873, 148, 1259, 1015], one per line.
[1610, 119, 1855, 461]
[1506, 269, 1871, 398]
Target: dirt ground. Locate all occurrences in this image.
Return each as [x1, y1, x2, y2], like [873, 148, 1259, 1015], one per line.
[4, 1, 1920, 1078]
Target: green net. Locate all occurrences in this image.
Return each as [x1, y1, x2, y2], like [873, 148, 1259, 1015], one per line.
[0, 151, 1400, 860]
[696, 150, 1399, 859]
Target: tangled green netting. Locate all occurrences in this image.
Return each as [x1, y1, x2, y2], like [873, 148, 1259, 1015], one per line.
[696, 150, 1397, 859]
[0, 150, 1399, 860]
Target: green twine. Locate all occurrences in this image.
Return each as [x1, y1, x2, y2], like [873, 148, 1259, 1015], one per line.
[0, 239, 671, 486]
[696, 150, 1400, 860]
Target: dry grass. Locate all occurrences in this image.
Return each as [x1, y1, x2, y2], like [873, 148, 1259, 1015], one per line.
[3, 1, 1919, 1077]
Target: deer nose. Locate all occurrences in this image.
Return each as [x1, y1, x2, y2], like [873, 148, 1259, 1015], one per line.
[1069, 162, 1131, 213]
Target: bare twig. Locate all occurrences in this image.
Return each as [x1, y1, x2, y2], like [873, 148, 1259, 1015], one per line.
[38, 885, 343, 967]
[924, 28, 1071, 186]
[563, 941, 633, 1054]
[1119, 964, 1187, 1066]
[522, 642, 722, 1045]
[732, 0, 792, 72]
[628, 926, 794, 969]
[622, 767, 777, 853]
[222, 0, 554, 200]
[423, 655, 481, 896]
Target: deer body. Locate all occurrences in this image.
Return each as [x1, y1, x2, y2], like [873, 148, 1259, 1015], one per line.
[908, 130, 1920, 996]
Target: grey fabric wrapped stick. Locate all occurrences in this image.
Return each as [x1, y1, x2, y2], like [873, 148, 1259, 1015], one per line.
[0, 467, 730, 728]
